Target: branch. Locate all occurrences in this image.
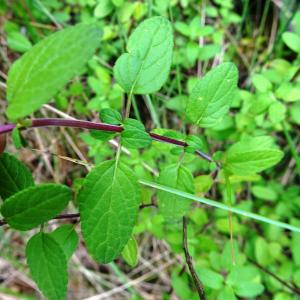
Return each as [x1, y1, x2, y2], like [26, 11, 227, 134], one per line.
[182, 216, 206, 300]
[0, 118, 214, 163]
[249, 258, 300, 296]
[0, 203, 157, 227]
[0, 213, 80, 227]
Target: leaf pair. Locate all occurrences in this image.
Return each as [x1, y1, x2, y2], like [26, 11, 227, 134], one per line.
[94, 108, 152, 149]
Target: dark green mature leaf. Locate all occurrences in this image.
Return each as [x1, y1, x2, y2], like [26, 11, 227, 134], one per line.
[1, 184, 71, 230]
[158, 164, 194, 223]
[223, 136, 284, 176]
[26, 232, 68, 300]
[186, 62, 238, 128]
[6, 23, 101, 120]
[0, 152, 34, 200]
[50, 224, 78, 260]
[121, 118, 151, 149]
[78, 160, 140, 263]
[114, 16, 173, 94]
[121, 236, 139, 267]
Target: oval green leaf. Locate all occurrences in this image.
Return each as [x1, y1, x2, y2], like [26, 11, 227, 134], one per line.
[121, 236, 139, 267]
[78, 160, 141, 263]
[50, 224, 79, 260]
[186, 62, 238, 128]
[158, 164, 194, 223]
[223, 136, 284, 176]
[6, 23, 101, 120]
[1, 184, 72, 230]
[114, 16, 173, 94]
[26, 232, 68, 300]
[121, 118, 152, 149]
[0, 152, 34, 200]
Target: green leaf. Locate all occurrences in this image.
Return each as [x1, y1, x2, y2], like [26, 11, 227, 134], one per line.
[227, 266, 264, 298]
[196, 267, 224, 290]
[7, 32, 32, 53]
[121, 236, 139, 267]
[157, 164, 194, 223]
[282, 32, 300, 53]
[224, 136, 284, 176]
[255, 237, 272, 266]
[217, 287, 236, 300]
[94, 0, 114, 18]
[252, 74, 272, 93]
[114, 16, 173, 94]
[234, 282, 264, 298]
[78, 160, 141, 263]
[198, 44, 221, 61]
[100, 108, 122, 125]
[186, 62, 238, 128]
[26, 232, 68, 300]
[252, 185, 277, 201]
[1, 184, 71, 230]
[0, 152, 34, 200]
[90, 130, 116, 142]
[50, 224, 78, 260]
[6, 23, 101, 120]
[121, 118, 151, 149]
[11, 128, 25, 149]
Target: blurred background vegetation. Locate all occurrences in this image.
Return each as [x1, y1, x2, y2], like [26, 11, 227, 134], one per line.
[0, 0, 300, 299]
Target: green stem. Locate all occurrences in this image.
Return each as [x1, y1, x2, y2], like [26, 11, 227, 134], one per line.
[139, 180, 300, 233]
[116, 90, 134, 166]
[131, 95, 142, 122]
[224, 172, 235, 264]
[144, 95, 161, 128]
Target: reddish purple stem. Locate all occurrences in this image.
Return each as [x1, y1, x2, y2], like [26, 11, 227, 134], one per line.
[0, 124, 16, 134]
[0, 118, 213, 162]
